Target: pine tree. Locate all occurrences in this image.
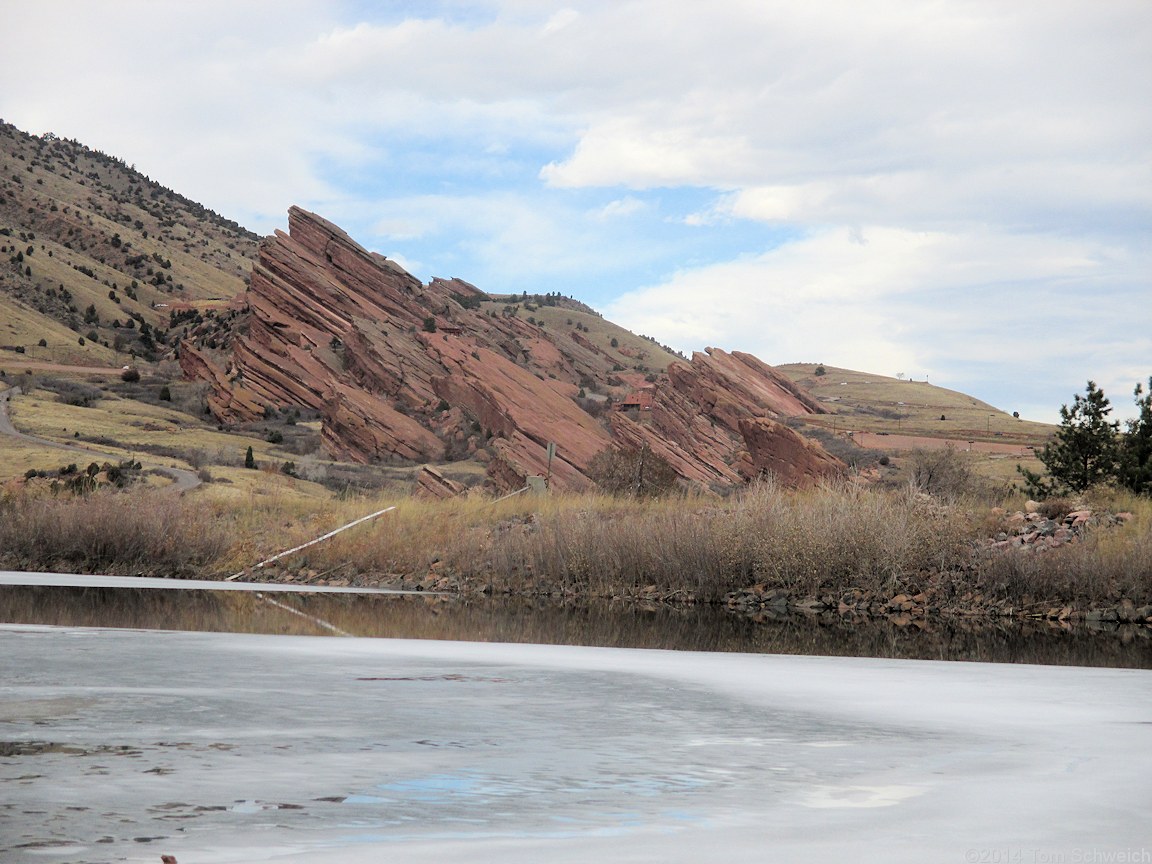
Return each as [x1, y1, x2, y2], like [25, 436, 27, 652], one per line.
[1119, 377, 1152, 496]
[244, 446, 257, 469]
[1018, 381, 1119, 497]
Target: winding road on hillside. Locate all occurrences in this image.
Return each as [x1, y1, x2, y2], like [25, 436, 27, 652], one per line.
[851, 430, 1035, 456]
[0, 385, 201, 492]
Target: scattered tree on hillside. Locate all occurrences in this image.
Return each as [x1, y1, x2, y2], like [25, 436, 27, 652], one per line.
[1018, 380, 1119, 497]
[244, 446, 257, 469]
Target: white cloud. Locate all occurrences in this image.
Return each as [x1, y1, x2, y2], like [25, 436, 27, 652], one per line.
[606, 224, 1152, 421]
[591, 196, 646, 221]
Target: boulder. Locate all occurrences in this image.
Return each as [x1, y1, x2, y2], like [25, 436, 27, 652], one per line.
[737, 417, 845, 488]
[414, 465, 466, 499]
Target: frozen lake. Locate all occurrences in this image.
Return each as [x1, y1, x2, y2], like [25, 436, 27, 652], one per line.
[2, 624, 1150, 864]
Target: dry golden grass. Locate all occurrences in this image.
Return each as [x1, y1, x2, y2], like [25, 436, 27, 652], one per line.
[0, 434, 75, 470]
[0, 487, 232, 576]
[2, 386, 304, 478]
[1, 474, 1148, 610]
[453, 481, 974, 599]
[778, 363, 1053, 444]
[0, 300, 120, 366]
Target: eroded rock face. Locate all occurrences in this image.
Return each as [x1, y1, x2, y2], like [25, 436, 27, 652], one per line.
[737, 418, 845, 488]
[182, 206, 839, 492]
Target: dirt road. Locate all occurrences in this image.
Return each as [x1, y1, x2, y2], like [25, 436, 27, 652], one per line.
[851, 430, 1035, 456]
[0, 385, 201, 491]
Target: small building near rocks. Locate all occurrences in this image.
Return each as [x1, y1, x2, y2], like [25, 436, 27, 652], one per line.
[615, 386, 656, 412]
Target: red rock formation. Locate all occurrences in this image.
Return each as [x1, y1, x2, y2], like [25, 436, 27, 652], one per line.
[181, 206, 839, 493]
[737, 417, 845, 488]
[414, 465, 467, 499]
[177, 342, 266, 420]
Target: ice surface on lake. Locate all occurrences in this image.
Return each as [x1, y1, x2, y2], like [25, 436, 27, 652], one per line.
[1, 625, 1149, 863]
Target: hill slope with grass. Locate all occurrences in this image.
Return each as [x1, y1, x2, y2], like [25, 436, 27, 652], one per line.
[776, 364, 1052, 443]
[0, 120, 257, 368]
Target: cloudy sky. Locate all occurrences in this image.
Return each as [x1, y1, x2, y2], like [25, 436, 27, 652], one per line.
[3, 0, 1149, 421]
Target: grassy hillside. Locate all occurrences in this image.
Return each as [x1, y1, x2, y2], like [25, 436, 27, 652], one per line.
[777, 363, 1053, 445]
[0, 120, 256, 367]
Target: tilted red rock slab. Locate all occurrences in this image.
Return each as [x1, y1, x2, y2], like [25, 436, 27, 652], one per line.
[181, 206, 841, 493]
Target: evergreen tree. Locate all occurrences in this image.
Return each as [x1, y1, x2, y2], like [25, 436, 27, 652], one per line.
[244, 446, 257, 469]
[1018, 381, 1119, 497]
[1119, 377, 1152, 496]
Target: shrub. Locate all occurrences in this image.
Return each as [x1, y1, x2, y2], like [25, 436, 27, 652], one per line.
[587, 444, 679, 498]
[908, 446, 975, 502]
[120, 367, 140, 382]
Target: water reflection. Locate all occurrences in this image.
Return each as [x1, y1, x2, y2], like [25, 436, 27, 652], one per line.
[1, 585, 1149, 669]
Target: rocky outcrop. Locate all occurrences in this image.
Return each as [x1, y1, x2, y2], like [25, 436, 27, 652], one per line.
[666, 348, 824, 431]
[177, 342, 266, 420]
[181, 206, 839, 492]
[737, 418, 845, 488]
[606, 348, 840, 489]
[414, 465, 467, 499]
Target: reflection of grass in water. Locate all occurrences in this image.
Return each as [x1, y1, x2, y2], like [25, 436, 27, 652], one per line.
[2, 587, 1148, 668]
[0, 587, 336, 637]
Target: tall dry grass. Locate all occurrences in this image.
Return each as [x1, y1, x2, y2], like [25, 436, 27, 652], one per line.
[286, 480, 973, 600]
[0, 488, 233, 576]
[3, 480, 1147, 608]
[451, 480, 975, 599]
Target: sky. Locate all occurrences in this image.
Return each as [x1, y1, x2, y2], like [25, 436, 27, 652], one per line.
[2, 1, 1149, 422]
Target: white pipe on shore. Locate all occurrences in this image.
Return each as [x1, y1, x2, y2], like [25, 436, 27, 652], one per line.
[225, 505, 397, 581]
[225, 481, 530, 583]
